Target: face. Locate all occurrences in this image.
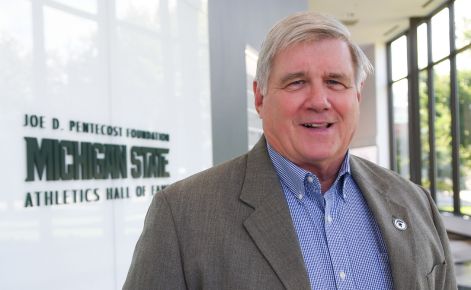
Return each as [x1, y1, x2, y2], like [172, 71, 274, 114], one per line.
[254, 38, 362, 176]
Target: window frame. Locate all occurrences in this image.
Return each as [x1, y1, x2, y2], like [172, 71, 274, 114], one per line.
[387, 0, 471, 216]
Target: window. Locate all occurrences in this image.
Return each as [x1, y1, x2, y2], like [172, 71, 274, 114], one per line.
[387, 0, 471, 216]
[419, 70, 430, 189]
[389, 35, 410, 179]
[454, 0, 471, 50]
[434, 60, 453, 210]
[456, 50, 471, 215]
[431, 8, 450, 62]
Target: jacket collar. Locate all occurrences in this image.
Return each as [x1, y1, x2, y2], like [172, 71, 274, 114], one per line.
[239, 138, 417, 290]
[350, 156, 417, 290]
[240, 137, 311, 290]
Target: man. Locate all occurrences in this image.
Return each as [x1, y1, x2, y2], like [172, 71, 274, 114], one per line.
[124, 12, 456, 290]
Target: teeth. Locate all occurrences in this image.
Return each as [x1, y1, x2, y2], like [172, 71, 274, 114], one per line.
[303, 123, 328, 128]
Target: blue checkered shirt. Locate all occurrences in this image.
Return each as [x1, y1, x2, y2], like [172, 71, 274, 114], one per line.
[267, 144, 393, 290]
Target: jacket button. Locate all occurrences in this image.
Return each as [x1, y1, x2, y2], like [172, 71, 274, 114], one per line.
[393, 218, 407, 230]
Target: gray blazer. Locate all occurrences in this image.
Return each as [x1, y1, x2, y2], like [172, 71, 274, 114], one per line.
[123, 137, 456, 290]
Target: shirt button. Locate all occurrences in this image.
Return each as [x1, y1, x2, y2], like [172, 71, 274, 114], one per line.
[339, 271, 346, 281]
[326, 215, 333, 224]
[307, 175, 314, 183]
[297, 193, 303, 200]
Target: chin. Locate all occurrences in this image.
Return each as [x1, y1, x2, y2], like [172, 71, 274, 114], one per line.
[311, 155, 335, 163]
[300, 151, 333, 162]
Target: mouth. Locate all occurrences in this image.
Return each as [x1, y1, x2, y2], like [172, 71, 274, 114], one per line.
[301, 122, 333, 129]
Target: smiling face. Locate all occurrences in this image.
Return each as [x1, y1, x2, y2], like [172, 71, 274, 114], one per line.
[254, 38, 362, 178]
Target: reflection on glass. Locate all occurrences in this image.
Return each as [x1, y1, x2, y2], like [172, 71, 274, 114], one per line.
[50, 0, 97, 14]
[392, 78, 409, 179]
[431, 8, 450, 62]
[419, 70, 430, 190]
[454, 0, 471, 50]
[0, 0, 33, 104]
[433, 60, 453, 212]
[0, 1, 33, 54]
[417, 23, 428, 70]
[44, 7, 98, 65]
[116, 0, 162, 32]
[457, 49, 471, 215]
[391, 35, 408, 81]
[115, 25, 163, 92]
[43, 7, 99, 99]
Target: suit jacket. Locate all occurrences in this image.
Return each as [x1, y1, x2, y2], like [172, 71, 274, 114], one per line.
[123, 137, 457, 290]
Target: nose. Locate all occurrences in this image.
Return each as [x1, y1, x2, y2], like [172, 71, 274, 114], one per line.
[305, 84, 331, 112]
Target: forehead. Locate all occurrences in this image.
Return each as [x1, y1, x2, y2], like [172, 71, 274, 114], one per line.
[269, 38, 354, 79]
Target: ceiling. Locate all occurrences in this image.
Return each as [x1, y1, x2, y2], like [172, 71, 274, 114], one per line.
[309, 0, 448, 45]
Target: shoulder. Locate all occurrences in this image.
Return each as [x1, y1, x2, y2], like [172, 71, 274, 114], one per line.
[350, 155, 432, 209]
[147, 153, 256, 247]
[152, 153, 249, 215]
[349, 155, 445, 237]
[350, 155, 423, 190]
[167, 153, 247, 195]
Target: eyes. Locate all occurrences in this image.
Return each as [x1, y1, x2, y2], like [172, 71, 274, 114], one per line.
[326, 79, 349, 90]
[285, 80, 306, 91]
[284, 78, 350, 91]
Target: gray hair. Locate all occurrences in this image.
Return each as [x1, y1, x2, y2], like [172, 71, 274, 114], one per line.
[255, 11, 373, 95]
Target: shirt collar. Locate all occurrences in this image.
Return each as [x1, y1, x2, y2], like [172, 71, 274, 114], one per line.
[267, 142, 351, 199]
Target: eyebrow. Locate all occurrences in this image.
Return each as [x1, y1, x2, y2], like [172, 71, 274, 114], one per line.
[325, 72, 352, 83]
[279, 72, 307, 85]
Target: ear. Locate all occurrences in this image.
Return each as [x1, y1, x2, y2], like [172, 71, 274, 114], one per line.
[356, 81, 364, 102]
[253, 81, 264, 117]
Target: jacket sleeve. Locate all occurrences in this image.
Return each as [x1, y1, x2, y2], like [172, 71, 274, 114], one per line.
[123, 192, 187, 290]
[423, 187, 458, 290]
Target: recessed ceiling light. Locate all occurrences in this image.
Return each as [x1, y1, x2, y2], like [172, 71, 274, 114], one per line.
[341, 19, 359, 26]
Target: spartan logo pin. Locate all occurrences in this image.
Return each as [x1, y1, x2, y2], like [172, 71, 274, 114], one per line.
[393, 218, 407, 231]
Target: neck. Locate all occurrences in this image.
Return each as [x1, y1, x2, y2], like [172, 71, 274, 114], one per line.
[302, 155, 346, 194]
[319, 174, 337, 194]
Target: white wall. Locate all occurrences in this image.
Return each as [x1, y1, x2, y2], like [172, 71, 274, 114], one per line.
[0, 0, 211, 289]
[209, 0, 308, 164]
[374, 43, 391, 168]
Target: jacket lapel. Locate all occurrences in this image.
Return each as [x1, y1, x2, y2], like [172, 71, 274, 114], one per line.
[350, 156, 417, 290]
[240, 138, 311, 290]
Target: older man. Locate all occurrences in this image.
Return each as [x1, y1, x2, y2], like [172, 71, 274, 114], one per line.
[124, 12, 456, 290]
